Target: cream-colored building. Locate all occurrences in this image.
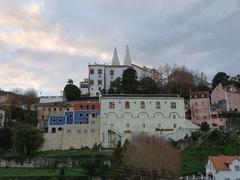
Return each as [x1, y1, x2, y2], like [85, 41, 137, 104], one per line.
[42, 117, 100, 150]
[37, 102, 73, 132]
[100, 94, 186, 148]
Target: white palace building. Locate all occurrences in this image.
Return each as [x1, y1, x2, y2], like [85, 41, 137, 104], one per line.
[84, 46, 160, 97]
[100, 94, 187, 148]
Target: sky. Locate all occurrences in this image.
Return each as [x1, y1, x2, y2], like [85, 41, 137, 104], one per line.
[0, 0, 240, 95]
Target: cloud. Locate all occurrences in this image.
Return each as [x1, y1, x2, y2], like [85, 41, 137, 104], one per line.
[0, 0, 240, 94]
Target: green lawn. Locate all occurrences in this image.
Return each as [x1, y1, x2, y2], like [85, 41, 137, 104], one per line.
[36, 149, 113, 158]
[0, 149, 113, 160]
[0, 167, 86, 177]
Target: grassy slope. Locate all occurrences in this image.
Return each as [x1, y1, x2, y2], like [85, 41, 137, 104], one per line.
[181, 132, 240, 175]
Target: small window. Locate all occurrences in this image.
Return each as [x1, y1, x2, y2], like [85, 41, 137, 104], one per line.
[126, 124, 129, 128]
[109, 102, 115, 109]
[156, 101, 161, 109]
[59, 108, 62, 111]
[204, 115, 207, 120]
[125, 101, 130, 109]
[84, 129, 88, 133]
[66, 108, 69, 111]
[59, 118, 63, 122]
[54, 108, 56, 111]
[58, 127, 63, 131]
[98, 80, 102, 85]
[86, 113, 89, 117]
[142, 123, 145, 128]
[90, 80, 94, 85]
[92, 105, 95, 109]
[91, 120, 95, 124]
[42, 107, 45, 111]
[52, 128, 56, 133]
[201, 94, 205, 98]
[173, 124, 176, 128]
[172, 115, 176, 119]
[77, 129, 81, 134]
[48, 108, 51, 112]
[90, 69, 94, 74]
[235, 165, 240, 171]
[110, 70, 114, 75]
[52, 118, 56, 123]
[110, 124, 114, 127]
[91, 129, 95, 133]
[80, 114, 82, 117]
[92, 113, 95, 118]
[67, 129, 71, 133]
[42, 115, 44, 120]
[140, 101, 145, 109]
[86, 105, 89, 110]
[98, 69, 102, 74]
[171, 102, 176, 109]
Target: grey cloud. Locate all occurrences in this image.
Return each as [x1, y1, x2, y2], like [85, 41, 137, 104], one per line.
[0, 0, 240, 94]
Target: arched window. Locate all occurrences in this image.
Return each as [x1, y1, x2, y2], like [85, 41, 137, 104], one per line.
[140, 101, 145, 109]
[58, 127, 63, 131]
[125, 101, 130, 109]
[52, 127, 56, 133]
[156, 101, 161, 109]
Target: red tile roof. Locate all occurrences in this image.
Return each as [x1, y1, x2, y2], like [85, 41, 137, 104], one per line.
[209, 155, 240, 171]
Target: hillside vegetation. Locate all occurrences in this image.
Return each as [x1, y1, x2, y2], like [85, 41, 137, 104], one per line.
[181, 130, 240, 175]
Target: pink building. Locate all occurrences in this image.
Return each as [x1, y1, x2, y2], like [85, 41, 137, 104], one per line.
[190, 91, 225, 128]
[211, 84, 240, 112]
[190, 91, 211, 126]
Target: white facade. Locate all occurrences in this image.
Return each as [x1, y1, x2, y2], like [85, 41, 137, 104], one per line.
[0, 109, 5, 128]
[206, 156, 240, 180]
[100, 95, 186, 148]
[80, 79, 89, 95]
[88, 47, 153, 97]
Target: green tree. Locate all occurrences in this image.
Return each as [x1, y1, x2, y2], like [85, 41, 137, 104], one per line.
[108, 77, 122, 94]
[67, 79, 73, 84]
[212, 72, 230, 88]
[81, 154, 110, 179]
[200, 122, 210, 132]
[0, 127, 12, 153]
[64, 80, 81, 101]
[122, 68, 139, 94]
[13, 124, 44, 156]
[231, 74, 240, 88]
[139, 77, 158, 94]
